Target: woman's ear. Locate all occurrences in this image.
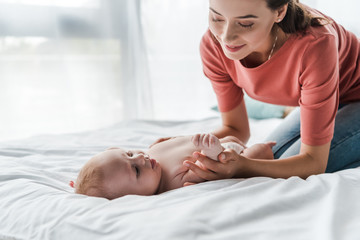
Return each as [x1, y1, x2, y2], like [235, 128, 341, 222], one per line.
[275, 3, 288, 23]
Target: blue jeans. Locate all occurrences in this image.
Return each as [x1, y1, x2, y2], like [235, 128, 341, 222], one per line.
[266, 101, 360, 173]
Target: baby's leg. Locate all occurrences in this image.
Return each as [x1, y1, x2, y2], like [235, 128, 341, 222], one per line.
[191, 134, 224, 160]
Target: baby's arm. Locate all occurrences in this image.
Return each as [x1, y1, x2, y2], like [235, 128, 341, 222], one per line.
[242, 142, 275, 159]
[191, 134, 245, 160]
[192, 133, 275, 161]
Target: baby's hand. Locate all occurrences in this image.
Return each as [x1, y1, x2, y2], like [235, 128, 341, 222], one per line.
[191, 133, 224, 161]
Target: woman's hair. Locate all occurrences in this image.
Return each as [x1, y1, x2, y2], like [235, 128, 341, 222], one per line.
[266, 0, 329, 33]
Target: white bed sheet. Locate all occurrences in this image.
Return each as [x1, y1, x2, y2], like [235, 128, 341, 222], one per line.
[0, 117, 359, 240]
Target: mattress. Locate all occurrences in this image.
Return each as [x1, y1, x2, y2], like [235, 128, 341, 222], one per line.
[0, 117, 359, 240]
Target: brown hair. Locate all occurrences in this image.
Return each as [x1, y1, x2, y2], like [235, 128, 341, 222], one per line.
[266, 0, 329, 34]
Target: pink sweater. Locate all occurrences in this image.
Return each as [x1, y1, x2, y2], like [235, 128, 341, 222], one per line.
[200, 8, 360, 146]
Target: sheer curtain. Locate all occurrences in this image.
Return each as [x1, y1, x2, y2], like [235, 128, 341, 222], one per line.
[141, 0, 217, 121]
[0, 0, 358, 142]
[0, 0, 151, 141]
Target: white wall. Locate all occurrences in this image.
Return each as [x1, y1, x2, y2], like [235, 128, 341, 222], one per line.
[302, 0, 360, 35]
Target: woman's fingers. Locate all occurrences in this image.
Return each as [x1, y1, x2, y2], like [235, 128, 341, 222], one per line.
[183, 159, 217, 181]
[193, 152, 221, 172]
[217, 149, 239, 163]
[184, 149, 244, 180]
[184, 155, 198, 164]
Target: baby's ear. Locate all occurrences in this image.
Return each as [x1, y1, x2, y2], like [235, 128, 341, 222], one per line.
[69, 181, 75, 188]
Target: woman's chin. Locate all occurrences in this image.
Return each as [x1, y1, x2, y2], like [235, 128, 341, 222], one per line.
[224, 51, 243, 61]
[222, 48, 247, 61]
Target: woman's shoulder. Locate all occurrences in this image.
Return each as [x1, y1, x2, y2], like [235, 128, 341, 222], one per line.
[303, 24, 338, 43]
[200, 29, 223, 56]
[199, 29, 235, 77]
[201, 29, 220, 47]
[287, 25, 337, 59]
[299, 6, 343, 43]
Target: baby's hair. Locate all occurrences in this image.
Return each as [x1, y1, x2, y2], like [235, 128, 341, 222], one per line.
[75, 160, 106, 197]
[75, 158, 123, 200]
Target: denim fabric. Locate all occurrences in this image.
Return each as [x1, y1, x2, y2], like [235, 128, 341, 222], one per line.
[266, 102, 360, 173]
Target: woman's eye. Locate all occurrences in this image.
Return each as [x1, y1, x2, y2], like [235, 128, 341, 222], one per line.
[211, 18, 223, 23]
[238, 22, 254, 28]
[127, 151, 133, 157]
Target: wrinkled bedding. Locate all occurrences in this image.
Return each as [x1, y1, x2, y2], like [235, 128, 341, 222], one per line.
[0, 117, 359, 240]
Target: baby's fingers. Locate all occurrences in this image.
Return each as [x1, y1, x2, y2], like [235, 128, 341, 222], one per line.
[191, 134, 201, 146]
[202, 134, 210, 148]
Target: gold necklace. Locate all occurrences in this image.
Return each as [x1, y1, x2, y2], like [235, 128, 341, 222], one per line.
[267, 28, 279, 60]
[242, 28, 279, 67]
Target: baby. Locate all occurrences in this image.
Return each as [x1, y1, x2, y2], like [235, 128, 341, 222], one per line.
[73, 134, 275, 199]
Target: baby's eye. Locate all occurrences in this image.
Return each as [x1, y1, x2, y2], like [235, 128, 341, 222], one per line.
[127, 151, 133, 157]
[133, 165, 140, 177]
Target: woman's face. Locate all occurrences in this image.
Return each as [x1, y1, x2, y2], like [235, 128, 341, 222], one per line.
[209, 0, 279, 61]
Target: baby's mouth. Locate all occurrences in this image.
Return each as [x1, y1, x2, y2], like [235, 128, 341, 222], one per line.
[150, 159, 157, 169]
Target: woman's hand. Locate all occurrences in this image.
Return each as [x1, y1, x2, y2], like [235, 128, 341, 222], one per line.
[183, 149, 247, 183]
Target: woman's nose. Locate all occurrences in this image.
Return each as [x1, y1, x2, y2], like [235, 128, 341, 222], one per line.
[223, 22, 239, 43]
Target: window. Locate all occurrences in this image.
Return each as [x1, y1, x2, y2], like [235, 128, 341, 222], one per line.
[0, 0, 149, 141]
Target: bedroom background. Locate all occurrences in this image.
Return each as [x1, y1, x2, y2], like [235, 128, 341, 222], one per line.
[0, 0, 359, 142]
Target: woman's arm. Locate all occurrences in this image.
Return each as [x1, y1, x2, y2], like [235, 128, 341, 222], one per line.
[184, 142, 330, 180]
[237, 142, 330, 179]
[212, 100, 251, 145]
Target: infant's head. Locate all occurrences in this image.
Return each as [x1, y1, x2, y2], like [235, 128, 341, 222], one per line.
[75, 148, 162, 199]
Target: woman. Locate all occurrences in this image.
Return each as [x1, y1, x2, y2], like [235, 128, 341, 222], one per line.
[180, 0, 360, 181]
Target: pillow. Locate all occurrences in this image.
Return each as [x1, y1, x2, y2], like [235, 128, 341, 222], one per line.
[211, 94, 291, 119]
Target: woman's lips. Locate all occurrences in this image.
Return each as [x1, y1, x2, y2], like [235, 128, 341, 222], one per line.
[225, 44, 245, 53]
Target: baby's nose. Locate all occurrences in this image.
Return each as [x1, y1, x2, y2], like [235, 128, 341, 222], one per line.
[134, 153, 148, 164]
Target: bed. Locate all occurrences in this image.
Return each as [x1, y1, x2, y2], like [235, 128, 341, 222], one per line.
[0, 117, 359, 240]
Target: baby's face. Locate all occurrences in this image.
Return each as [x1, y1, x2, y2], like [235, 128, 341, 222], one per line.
[95, 148, 162, 198]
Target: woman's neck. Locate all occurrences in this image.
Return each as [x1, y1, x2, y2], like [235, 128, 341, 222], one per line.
[242, 27, 289, 68]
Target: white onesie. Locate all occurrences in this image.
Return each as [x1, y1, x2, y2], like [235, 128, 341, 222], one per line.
[221, 142, 245, 155]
